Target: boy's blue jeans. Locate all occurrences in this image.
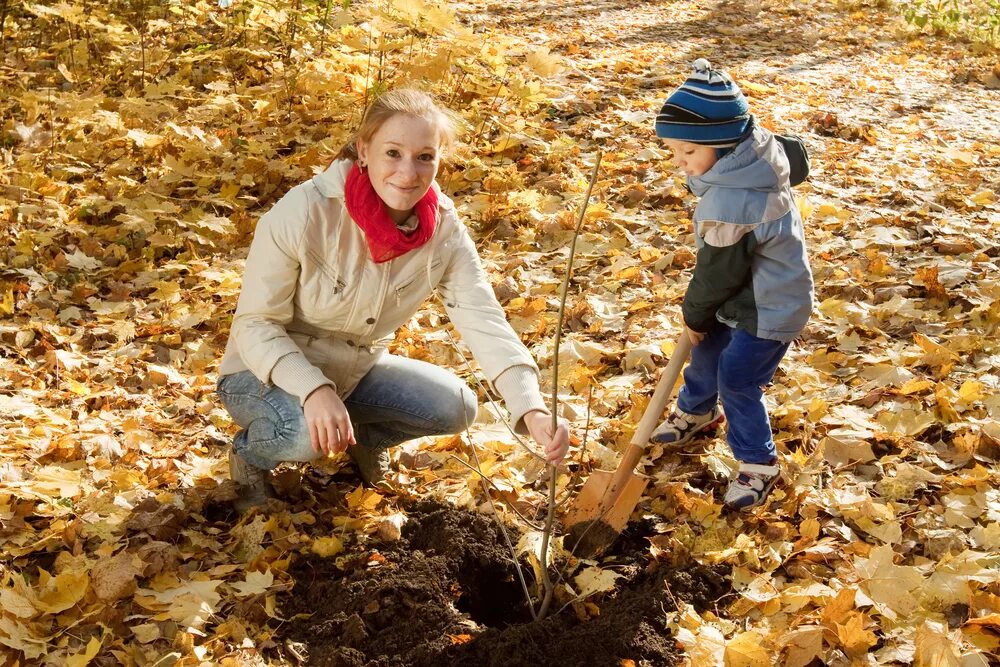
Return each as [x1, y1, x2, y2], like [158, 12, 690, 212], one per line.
[676, 325, 789, 465]
[217, 354, 478, 471]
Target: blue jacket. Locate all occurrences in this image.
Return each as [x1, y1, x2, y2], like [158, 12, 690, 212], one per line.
[682, 127, 814, 342]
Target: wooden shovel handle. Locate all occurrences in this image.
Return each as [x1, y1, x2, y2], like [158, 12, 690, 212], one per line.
[608, 334, 694, 483]
[632, 333, 693, 447]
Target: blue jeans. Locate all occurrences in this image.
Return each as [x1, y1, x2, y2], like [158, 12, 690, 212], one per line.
[677, 325, 789, 465]
[217, 354, 478, 471]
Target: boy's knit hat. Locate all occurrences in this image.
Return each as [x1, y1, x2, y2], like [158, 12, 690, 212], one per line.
[655, 59, 751, 146]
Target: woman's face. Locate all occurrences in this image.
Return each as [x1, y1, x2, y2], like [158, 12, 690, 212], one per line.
[356, 114, 441, 223]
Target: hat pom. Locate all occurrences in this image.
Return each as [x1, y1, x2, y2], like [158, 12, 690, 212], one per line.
[691, 58, 712, 74]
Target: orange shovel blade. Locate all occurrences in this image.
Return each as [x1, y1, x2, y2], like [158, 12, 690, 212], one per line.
[563, 469, 649, 537]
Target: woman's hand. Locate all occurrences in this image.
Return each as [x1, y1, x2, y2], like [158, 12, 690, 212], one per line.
[303, 386, 356, 455]
[523, 410, 571, 464]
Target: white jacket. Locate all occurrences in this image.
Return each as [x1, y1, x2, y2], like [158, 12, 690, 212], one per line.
[219, 160, 546, 430]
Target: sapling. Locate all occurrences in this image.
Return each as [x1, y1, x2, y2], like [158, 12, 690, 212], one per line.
[537, 150, 602, 620]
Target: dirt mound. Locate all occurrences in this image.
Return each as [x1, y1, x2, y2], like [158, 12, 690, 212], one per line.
[281, 500, 730, 666]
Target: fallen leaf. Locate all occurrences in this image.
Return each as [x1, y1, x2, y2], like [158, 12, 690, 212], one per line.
[725, 630, 770, 667]
[574, 566, 622, 598]
[312, 536, 345, 558]
[65, 636, 102, 667]
[91, 551, 144, 602]
[230, 569, 275, 597]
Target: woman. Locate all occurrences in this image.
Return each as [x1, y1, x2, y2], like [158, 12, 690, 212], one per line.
[217, 89, 570, 512]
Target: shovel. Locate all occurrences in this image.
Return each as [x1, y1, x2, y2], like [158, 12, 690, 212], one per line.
[564, 333, 693, 557]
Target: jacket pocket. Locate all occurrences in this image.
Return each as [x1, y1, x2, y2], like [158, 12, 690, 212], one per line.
[300, 247, 351, 323]
[393, 258, 443, 301]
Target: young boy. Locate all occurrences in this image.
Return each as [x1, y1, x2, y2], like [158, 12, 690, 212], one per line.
[650, 59, 814, 510]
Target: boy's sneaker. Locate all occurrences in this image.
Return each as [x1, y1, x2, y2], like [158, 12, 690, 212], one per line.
[349, 445, 392, 490]
[650, 405, 724, 446]
[723, 462, 780, 511]
[229, 450, 275, 514]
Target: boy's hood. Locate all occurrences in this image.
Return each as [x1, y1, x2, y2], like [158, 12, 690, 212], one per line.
[688, 126, 790, 196]
[687, 126, 794, 226]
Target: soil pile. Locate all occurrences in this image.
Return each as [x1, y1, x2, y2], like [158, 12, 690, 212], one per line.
[282, 500, 730, 666]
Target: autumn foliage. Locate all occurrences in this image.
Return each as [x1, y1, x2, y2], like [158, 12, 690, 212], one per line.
[1, 0, 1000, 665]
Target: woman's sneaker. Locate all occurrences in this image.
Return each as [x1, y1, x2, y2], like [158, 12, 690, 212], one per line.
[229, 450, 275, 514]
[650, 405, 724, 446]
[723, 462, 780, 511]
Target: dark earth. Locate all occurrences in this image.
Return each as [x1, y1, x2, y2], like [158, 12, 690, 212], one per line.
[279, 500, 731, 667]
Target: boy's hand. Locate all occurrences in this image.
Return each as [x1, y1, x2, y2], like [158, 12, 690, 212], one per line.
[685, 326, 706, 347]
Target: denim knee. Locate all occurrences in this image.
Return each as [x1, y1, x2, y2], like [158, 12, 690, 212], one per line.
[436, 385, 478, 434]
[718, 374, 762, 397]
[218, 372, 318, 467]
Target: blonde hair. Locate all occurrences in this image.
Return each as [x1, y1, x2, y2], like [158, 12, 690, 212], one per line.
[337, 89, 459, 161]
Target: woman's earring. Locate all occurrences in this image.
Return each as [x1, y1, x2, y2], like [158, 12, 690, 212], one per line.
[358, 160, 366, 172]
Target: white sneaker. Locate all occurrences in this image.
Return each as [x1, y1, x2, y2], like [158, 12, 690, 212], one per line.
[650, 405, 724, 446]
[723, 462, 780, 511]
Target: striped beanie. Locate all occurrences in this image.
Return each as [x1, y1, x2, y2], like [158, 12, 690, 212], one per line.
[654, 59, 751, 146]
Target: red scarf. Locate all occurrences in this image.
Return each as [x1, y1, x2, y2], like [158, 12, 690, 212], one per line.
[343, 163, 438, 263]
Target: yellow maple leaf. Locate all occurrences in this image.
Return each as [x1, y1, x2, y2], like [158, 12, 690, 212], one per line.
[35, 569, 89, 614]
[925, 550, 1000, 606]
[821, 587, 856, 626]
[65, 636, 102, 667]
[779, 626, 824, 667]
[126, 128, 165, 149]
[423, 5, 455, 32]
[935, 383, 961, 422]
[525, 47, 563, 77]
[0, 284, 13, 315]
[970, 190, 996, 207]
[136, 578, 222, 629]
[835, 612, 878, 657]
[724, 631, 769, 667]
[913, 333, 958, 371]
[0, 615, 48, 659]
[854, 545, 924, 620]
[230, 569, 275, 597]
[914, 620, 961, 667]
[900, 379, 934, 395]
[958, 381, 984, 404]
[806, 397, 828, 421]
[312, 536, 344, 558]
[392, 0, 426, 22]
[877, 408, 936, 437]
[345, 485, 383, 512]
[0, 584, 37, 619]
[676, 622, 726, 664]
[574, 566, 622, 598]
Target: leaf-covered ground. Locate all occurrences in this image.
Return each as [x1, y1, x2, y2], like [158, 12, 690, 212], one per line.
[1, 0, 999, 664]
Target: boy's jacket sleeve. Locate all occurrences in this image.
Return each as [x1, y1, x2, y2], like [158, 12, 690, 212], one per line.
[682, 221, 757, 332]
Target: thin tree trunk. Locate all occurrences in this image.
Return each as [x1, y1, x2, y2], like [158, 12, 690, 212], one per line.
[1, 0, 11, 56]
